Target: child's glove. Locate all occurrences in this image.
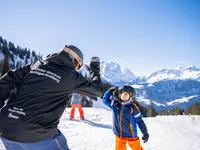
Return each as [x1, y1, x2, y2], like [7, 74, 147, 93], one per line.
[109, 86, 118, 93]
[109, 86, 118, 97]
[142, 133, 149, 143]
[109, 86, 118, 91]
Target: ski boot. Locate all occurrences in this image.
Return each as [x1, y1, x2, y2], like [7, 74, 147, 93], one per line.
[80, 116, 85, 120]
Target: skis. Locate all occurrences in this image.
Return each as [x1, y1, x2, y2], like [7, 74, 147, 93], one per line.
[68, 118, 90, 124]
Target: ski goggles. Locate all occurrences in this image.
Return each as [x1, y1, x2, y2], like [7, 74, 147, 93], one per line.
[63, 47, 83, 69]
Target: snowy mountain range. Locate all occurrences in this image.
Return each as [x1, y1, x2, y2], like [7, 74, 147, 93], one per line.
[83, 60, 200, 85]
[80, 61, 200, 111]
[146, 65, 200, 83]
[134, 65, 200, 110]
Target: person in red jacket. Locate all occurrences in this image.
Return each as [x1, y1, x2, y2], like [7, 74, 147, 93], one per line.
[70, 93, 85, 120]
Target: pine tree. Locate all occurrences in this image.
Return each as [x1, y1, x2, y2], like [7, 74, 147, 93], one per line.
[19, 61, 23, 68]
[3, 39, 7, 46]
[146, 105, 157, 117]
[0, 60, 3, 77]
[8, 41, 17, 55]
[9, 53, 15, 63]
[25, 56, 28, 64]
[174, 106, 182, 115]
[34, 56, 38, 62]
[16, 46, 20, 54]
[19, 48, 24, 59]
[27, 49, 31, 59]
[186, 102, 200, 115]
[186, 106, 192, 115]
[16, 61, 20, 69]
[0, 36, 3, 43]
[2, 53, 10, 76]
[1, 44, 9, 55]
[31, 57, 33, 63]
[32, 51, 36, 57]
[8, 42, 14, 51]
[191, 102, 200, 115]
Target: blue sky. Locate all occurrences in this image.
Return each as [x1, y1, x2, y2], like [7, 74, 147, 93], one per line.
[0, 0, 200, 76]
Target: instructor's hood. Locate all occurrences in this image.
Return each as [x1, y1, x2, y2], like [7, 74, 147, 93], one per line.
[45, 51, 75, 69]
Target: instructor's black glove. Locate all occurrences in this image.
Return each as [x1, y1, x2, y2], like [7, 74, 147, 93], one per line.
[142, 133, 149, 143]
[89, 56, 101, 83]
[90, 56, 100, 71]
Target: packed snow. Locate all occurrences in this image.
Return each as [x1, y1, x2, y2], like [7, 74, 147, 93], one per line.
[1, 108, 200, 150]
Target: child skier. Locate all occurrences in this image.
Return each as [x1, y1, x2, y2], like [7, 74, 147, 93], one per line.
[70, 93, 85, 120]
[103, 86, 149, 150]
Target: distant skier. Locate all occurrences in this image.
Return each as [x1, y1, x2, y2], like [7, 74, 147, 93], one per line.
[103, 86, 149, 150]
[70, 93, 85, 120]
[0, 45, 110, 150]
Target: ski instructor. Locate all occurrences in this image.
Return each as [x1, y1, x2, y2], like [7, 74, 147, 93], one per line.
[0, 45, 110, 150]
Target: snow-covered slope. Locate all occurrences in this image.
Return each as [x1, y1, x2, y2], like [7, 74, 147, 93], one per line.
[1, 108, 199, 150]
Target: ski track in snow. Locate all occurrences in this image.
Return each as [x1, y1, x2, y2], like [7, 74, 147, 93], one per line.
[0, 108, 200, 150]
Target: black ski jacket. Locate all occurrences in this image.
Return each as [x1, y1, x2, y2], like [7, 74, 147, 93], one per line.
[0, 51, 110, 142]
